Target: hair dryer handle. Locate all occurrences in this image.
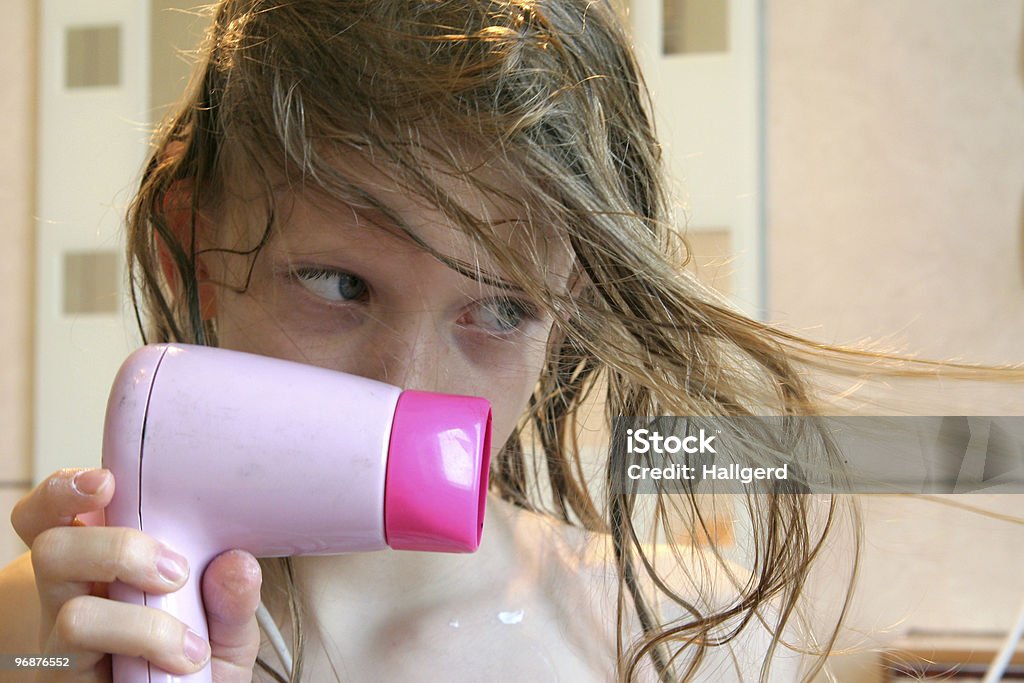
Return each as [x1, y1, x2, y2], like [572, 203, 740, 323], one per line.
[101, 345, 214, 683]
[107, 582, 213, 683]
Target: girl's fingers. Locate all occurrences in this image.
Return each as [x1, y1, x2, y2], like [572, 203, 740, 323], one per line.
[203, 550, 264, 682]
[10, 468, 114, 547]
[31, 526, 189, 626]
[36, 550, 262, 682]
[13, 469, 260, 681]
[42, 595, 211, 677]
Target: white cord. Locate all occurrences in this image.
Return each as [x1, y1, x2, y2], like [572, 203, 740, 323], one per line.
[256, 600, 294, 676]
[982, 596, 1024, 683]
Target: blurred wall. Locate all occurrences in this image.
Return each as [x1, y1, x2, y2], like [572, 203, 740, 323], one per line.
[766, 1, 1024, 679]
[0, 1, 35, 565]
[0, 1, 205, 568]
[768, 0, 1024, 408]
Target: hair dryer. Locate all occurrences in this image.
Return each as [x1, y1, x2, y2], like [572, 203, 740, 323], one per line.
[101, 343, 492, 683]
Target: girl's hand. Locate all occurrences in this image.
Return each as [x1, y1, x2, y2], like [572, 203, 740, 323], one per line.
[10, 468, 263, 681]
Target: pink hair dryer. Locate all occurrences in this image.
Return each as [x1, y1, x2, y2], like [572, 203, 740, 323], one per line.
[101, 343, 492, 683]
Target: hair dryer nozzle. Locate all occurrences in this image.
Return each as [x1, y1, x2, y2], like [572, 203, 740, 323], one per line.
[385, 390, 492, 552]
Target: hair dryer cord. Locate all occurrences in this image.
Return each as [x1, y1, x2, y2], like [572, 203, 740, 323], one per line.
[256, 601, 294, 676]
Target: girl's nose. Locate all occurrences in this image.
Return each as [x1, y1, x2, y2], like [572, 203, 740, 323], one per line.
[362, 316, 452, 393]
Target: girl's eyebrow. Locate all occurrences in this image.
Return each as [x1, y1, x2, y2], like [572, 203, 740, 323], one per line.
[283, 215, 534, 296]
[344, 209, 536, 294]
[346, 203, 408, 237]
[476, 280, 527, 295]
[284, 187, 547, 295]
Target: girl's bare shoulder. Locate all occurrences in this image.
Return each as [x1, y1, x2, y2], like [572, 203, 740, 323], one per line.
[490, 506, 809, 681]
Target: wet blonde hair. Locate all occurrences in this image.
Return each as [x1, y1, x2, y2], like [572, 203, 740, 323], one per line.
[124, 0, 1000, 680]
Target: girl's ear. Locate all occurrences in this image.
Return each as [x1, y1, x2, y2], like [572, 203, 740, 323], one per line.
[160, 177, 217, 321]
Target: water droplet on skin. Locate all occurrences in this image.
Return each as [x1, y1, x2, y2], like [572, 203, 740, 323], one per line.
[448, 619, 460, 629]
[497, 609, 524, 625]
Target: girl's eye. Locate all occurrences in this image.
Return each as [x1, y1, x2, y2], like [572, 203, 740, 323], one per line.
[468, 298, 536, 334]
[292, 267, 368, 302]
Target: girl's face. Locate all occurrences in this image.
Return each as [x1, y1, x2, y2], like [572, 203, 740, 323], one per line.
[202, 159, 570, 456]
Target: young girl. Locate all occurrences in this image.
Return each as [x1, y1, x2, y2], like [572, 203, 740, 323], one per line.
[4, 0, 984, 680]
